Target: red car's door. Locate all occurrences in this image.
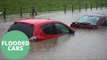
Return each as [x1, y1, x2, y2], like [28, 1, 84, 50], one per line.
[40, 22, 72, 40]
[41, 23, 61, 39]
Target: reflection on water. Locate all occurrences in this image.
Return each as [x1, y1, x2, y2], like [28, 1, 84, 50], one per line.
[29, 27, 107, 54]
[24, 27, 107, 60]
[29, 34, 74, 54]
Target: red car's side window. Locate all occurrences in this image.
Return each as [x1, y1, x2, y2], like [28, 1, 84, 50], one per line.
[41, 22, 72, 35]
[41, 23, 58, 35]
[55, 23, 70, 34]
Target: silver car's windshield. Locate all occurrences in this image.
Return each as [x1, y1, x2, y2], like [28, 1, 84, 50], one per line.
[77, 15, 100, 25]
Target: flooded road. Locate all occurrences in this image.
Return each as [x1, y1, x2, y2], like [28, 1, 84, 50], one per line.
[24, 29, 107, 60]
[25, 8, 107, 60]
[0, 8, 107, 60]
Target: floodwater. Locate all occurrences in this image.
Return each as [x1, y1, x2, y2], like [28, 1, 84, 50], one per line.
[0, 8, 107, 60]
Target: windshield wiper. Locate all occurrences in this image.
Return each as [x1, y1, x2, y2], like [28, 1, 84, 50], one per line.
[80, 22, 91, 25]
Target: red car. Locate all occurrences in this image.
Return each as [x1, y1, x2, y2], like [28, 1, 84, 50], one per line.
[70, 14, 107, 29]
[8, 18, 75, 41]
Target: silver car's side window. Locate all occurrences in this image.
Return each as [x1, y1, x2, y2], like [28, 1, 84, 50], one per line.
[106, 17, 107, 21]
[101, 17, 107, 26]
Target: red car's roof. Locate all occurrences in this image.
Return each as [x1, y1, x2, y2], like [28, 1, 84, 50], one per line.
[16, 18, 58, 25]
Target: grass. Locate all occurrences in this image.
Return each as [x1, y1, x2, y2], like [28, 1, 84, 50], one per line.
[0, 0, 107, 14]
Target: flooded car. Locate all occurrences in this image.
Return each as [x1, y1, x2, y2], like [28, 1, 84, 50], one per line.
[7, 18, 75, 42]
[70, 14, 107, 29]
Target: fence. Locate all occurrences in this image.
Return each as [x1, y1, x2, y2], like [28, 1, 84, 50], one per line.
[64, 3, 107, 14]
[0, 3, 107, 22]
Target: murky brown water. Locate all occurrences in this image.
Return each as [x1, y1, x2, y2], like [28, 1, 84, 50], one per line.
[23, 28, 107, 60]
[0, 8, 107, 60]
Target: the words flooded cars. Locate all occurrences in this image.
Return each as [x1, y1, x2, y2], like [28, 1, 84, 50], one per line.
[8, 18, 75, 42]
[70, 14, 107, 29]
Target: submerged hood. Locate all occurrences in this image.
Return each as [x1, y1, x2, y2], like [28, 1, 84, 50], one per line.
[70, 22, 98, 29]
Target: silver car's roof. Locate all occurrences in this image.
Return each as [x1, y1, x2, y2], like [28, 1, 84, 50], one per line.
[85, 13, 107, 17]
